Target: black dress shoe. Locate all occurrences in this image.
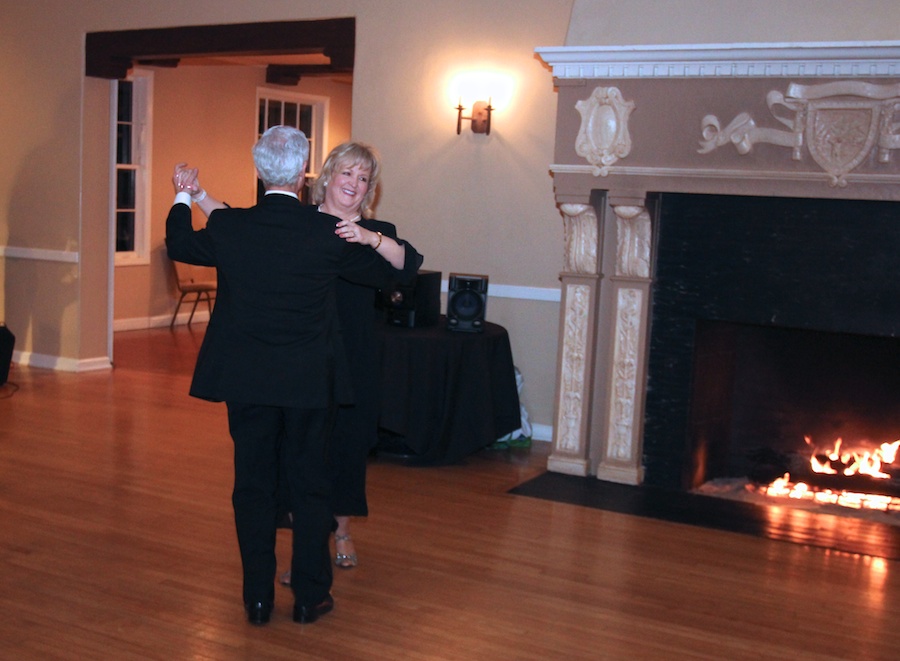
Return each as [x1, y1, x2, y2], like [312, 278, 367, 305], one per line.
[292, 594, 334, 624]
[245, 600, 273, 626]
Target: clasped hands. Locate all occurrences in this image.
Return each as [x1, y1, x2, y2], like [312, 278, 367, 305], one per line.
[173, 163, 203, 198]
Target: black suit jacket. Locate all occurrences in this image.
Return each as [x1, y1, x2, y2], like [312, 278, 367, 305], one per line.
[165, 194, 420, 408]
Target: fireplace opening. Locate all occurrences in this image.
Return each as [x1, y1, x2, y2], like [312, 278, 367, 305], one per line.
[688, 320, 900, 506]
[643, 192, 900, 503]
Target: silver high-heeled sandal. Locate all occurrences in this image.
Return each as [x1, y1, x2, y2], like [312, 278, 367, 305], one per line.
[334, 533, 358, 569]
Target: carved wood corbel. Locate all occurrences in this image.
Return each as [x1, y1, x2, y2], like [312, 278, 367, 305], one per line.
[559, 203, 599, 274]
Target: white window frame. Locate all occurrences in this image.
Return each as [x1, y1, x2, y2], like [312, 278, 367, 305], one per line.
[256, 88, 329, 181]
[111, 68, 153, 266]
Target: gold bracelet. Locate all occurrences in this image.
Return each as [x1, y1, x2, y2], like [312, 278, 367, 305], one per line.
[374, 231, 383, 249]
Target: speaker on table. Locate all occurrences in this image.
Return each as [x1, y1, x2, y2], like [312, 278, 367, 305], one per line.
[446, 273, 488, 332]
[0, 324, 14, 386]
[381, 270, 441, 328]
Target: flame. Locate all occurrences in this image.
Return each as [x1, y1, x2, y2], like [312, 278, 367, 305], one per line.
[760, 437, 900, 513]
[760, 472, 900, 511]
[805, 436, 900, 480]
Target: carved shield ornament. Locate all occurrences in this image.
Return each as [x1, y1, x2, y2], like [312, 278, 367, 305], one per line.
[806, 101, 879, 187]
[575, 87, 634, 176]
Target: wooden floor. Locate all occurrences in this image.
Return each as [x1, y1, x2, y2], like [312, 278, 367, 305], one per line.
[1, 326, 899, 660]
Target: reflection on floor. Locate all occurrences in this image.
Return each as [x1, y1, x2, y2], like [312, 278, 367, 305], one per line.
[510, 472, 900, 560]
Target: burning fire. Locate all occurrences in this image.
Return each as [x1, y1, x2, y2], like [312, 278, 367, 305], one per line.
[807, 436, 900, 480]
[758, 436, 900, 512]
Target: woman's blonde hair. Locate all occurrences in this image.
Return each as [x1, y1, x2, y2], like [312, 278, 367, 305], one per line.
[311, 142, 381, 218]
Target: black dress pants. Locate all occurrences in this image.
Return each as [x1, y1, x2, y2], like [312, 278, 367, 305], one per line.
[226, 402, 334, 608]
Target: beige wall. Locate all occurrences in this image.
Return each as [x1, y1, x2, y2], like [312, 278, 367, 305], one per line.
[1, 4, 89, 366]
[0, 0, 573, 431]
[567, 0, 900, 45]
[5, 0, 894, 428]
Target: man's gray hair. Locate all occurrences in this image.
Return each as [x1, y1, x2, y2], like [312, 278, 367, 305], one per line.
[252, 125, 310, 188]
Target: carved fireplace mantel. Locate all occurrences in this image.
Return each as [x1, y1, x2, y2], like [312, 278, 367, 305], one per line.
[536, 41, 900, 483]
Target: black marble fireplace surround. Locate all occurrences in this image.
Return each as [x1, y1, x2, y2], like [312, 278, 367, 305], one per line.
[643, 193, 900, 490]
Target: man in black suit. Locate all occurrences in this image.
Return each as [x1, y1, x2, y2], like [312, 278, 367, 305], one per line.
[165, 126, 417, 625]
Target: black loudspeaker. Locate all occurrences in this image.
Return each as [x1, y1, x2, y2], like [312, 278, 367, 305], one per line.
[447, 273, 488, 332]
[0, 324, 14, 386]
[382, 270, 441, 328]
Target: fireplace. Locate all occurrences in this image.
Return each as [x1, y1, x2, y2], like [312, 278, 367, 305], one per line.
[536, 42, 900, 497]
[690, 320, 900, 489]
[647, 192, 900, 495]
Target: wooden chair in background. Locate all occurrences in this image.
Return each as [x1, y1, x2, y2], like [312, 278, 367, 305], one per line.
[169, 260, 217, 328]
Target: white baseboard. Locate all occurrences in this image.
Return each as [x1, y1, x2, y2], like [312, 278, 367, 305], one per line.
[114, 310, 211, 332]
[13, 350, 111, 372]
[530, 423, 552, 442]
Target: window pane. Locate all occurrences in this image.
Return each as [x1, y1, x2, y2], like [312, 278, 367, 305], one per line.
[116, 169, 135, 208]
[258, 99, 266, 135]
[117, 124, 132, 164]
[112, 72, 152, 263]
[116, 211, 135, 252]
[117, 81, 133, 122]
[267, 100, 282, 129]
[299, 105, 313, 135]
[284, 102, 298, 128]
[257, 93, 322, 181]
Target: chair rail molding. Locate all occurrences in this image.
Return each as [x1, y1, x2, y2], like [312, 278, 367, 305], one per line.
[0, 245, 79, 263]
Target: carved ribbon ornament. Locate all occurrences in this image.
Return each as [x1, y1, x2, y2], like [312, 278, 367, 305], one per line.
[699, 81, 900, 187]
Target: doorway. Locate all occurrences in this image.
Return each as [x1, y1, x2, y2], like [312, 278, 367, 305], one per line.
[85, 19, 356, 361]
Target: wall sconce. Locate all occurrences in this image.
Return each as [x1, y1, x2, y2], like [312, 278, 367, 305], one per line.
[456, 98, 493, 135]
[450, 71, 513, 136]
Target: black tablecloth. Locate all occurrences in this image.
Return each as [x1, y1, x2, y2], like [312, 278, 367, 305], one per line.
[378, 316, 521, 465]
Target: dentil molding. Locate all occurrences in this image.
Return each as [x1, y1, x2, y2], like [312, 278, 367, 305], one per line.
[535, 41, 900, 80]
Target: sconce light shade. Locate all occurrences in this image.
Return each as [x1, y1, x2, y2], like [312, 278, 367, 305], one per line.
[456, 98, 493, 135]
[471, 100, 491, 134]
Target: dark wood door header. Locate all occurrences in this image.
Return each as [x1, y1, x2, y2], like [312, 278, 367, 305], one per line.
[85, 18, 355, 81]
